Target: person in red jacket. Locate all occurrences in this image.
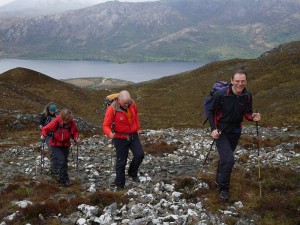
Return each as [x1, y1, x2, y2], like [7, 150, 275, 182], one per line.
[41, 109, 80, 186]
[103, 90, 144, 190]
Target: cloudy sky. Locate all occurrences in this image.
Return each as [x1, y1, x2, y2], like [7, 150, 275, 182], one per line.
[0, 0, 157, 7]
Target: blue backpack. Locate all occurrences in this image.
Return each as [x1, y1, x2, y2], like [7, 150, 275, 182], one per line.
[203, 81, 229, 125]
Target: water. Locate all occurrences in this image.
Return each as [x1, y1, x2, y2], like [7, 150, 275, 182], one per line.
[0, 59, 207, 82]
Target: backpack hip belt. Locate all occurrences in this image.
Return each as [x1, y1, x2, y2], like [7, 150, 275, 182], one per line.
[114, 131, 136, 140]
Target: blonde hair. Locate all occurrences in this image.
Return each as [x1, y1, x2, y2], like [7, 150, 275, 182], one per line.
[60, 109, 73, 123]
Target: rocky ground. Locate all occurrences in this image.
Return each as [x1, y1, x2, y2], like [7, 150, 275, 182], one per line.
[0, 126, 299, 225]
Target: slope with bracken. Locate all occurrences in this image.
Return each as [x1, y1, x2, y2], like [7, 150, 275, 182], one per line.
[0, 41, 299, 147]
[0, 68, 103, 147]
[124, 41, 300, 129]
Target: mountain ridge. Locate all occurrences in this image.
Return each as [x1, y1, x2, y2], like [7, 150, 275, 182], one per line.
[0, 0, 102, 18]
[0, 0, 299, 62]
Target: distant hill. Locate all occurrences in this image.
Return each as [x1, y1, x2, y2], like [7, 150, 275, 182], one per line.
[0, 0, 102, 18]
[0, 41, 299, 138]
[62, 77, 133, 90]
[0, 67, 102, 124]
[0, 0, 299, 62]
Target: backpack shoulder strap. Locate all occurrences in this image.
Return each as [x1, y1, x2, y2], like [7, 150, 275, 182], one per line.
[243, 89, 251, 103]
[225, 87, 230, 95]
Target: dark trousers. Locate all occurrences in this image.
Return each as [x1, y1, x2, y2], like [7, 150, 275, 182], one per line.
[45, 135, 58, 173]
[216, 132, 241, 192]
[52, 146, 70, 184]
[113, 133, 144, 188]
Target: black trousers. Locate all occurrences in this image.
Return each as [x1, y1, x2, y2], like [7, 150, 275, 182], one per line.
[45, 135, 58, 173]
[216, 132, 241, 192]
[113, 133, 144, 188]
[52, 146, 70, 184]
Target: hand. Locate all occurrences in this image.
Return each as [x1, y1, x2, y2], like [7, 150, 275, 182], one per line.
[211, 129, 221, 139]
[252, 113, 261, 122]
[38, 125, 43, 130]
[137, 130, 144, 135]
[74, 138, 81, 144]
[109, 132, 115, 139]
[40, 135, 45, 142]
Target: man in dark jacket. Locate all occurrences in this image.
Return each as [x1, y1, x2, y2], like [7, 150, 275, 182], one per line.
[103, 90, 144, 190]
[207, 69, 261, 201]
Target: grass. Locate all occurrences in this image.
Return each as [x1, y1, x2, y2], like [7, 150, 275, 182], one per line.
[173, 166, 300, 225]
[0, 176, 129, 224]
[239, 133, 299, 149]
[143, 141, 178, 156]
[0, 130, 299, 224]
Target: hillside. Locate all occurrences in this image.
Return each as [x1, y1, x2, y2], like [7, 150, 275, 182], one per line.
[0, 42, 300, 224]
[62, 77, 134, 90]
[0, 68, 103, 147]
[122, 41, 300, 129]
[0, 41, 299, 148]
[0, 67, 101, 121]
[0, 0, 299, 62]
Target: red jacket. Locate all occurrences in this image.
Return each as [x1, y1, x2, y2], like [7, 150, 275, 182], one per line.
[103, 99, 141, 139]
[41, 115, 79, 147]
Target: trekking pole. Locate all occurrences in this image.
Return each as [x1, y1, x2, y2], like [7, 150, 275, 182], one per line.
[76, 142, 79, 179]
[256, 111, 262, 198]
[70, 144, 73, 160]
[40, 140, 45, 175]
[108, 139, 115, 189]
[190, 139, 216, 194]
[203, 139, 215, 167]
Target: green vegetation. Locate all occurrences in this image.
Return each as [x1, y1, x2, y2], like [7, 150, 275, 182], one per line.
[122, 41, 300, 129]
[0, 41, 299, 224]
[0, 177, 128, 224]
[0, 41, 299, 147]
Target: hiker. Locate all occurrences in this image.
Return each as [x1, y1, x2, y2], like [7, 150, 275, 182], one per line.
[207, 69, 261, 201]
[40, 109, 80, 186]
[103, 90, 144, 190]
[39, 102, 59, 174]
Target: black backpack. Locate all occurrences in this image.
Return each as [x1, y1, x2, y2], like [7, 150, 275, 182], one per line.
[202, 81, 229, 125]
[202, 81, 251, 126]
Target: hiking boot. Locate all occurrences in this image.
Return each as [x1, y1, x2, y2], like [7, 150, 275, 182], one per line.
[110, 180, 116, 188]
[215, 181, 219, 189]
[130, 176, 140, 183]
[219, 190, 229, 201]
[61, 181, 71, 187]
[116, 186, 125, 191]
[50, 170, 59, 175]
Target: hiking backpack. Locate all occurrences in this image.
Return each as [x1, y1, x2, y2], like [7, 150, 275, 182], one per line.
[103, 93, 119, 116]
[202, 81, 251, 126]
[202, 81, 230, 125]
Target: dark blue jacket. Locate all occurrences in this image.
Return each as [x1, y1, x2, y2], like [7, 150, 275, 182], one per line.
[207, 84, 253, 133]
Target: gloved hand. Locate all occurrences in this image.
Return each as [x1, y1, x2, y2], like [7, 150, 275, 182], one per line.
[74, 138, 81, 144]
[109, 132, 115, 139]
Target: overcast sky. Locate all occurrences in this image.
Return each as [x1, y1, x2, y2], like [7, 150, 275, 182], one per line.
[0, 0, 158, 7]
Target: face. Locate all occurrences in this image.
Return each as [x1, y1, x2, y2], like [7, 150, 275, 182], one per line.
[119, 98, 130, 108]
[62, 116, 72, 124]
[49, 110, 55, 115]
[231, 73, 247, 94]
